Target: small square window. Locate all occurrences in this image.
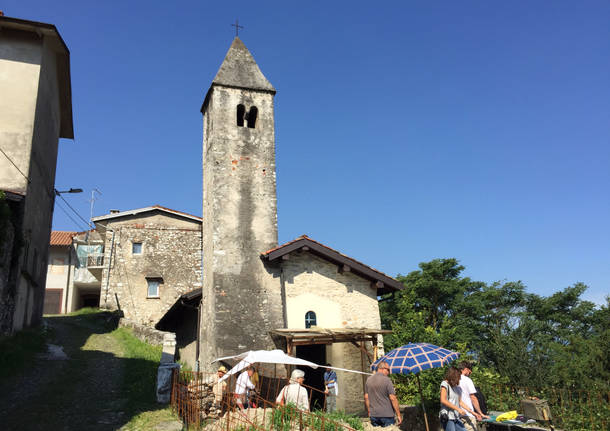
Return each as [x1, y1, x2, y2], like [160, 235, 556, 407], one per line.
[147, 279, 160, 298]
[132, 242, 142, 254]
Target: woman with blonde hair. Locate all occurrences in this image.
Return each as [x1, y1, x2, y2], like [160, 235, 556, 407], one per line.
[439, 367, 480, 431]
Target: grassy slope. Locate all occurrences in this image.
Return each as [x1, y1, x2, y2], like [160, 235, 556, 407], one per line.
[112, 325, 182, 430]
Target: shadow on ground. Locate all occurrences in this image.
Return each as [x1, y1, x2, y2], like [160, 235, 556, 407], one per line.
[0, 311, 173, 430]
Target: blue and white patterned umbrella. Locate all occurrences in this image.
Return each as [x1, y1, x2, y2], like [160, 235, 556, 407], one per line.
[371, 343, 460, 431]
[371, 342, 460, 374]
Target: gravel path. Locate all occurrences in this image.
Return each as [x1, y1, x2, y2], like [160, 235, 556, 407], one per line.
[0, 313, 128, 430]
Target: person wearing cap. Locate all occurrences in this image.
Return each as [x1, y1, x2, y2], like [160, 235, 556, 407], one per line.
[212, 366, 228, 409]
[365, 361, 402, 427]
[324, 363, 338, 413]
[457, 361, 487, 431]
[276, 369, 310, 411]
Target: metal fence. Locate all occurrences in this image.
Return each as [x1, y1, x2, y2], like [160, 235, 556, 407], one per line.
[484, 384, 609, 431]
[171, 369, 358, 431]
[86, 253, 104, 267]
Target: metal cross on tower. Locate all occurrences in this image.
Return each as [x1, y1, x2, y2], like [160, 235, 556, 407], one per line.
[231, 19, 243, 37]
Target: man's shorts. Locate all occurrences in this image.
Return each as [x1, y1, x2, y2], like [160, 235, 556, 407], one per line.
[370, 417, 395, 427]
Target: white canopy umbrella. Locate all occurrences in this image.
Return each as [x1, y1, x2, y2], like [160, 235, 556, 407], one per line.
[214, 349, 319, 382]
[213, 349, 372, 383]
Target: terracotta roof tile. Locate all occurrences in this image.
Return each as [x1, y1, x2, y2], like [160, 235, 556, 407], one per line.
[50, 231, 76, 246]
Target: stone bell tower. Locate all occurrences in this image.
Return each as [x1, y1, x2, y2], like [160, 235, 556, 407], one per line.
[200, 37, 284, 371]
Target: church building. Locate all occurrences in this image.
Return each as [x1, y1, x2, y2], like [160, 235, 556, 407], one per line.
[160, 37, 403, 413]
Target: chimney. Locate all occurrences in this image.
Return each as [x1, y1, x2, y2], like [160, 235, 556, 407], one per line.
[109, 209, 120, 214]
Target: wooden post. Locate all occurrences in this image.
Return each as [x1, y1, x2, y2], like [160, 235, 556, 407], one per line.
[360, 340, 367, 411]
[373, 335, 379, 362]
[417, 374, 430, 431]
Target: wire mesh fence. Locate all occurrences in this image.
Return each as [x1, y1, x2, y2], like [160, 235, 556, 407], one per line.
[171, 369, 360, 431]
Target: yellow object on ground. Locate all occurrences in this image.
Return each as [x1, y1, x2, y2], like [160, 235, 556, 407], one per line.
[496, 411, 518, 422]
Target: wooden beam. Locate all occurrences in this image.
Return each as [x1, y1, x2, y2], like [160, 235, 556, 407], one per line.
[338, 264, 351, 274]
[302, 246, 310, 251]
[281, 254, 290, 260]
[351, 340, 374, 363]
[370, 281, 384, 290]
[373, 336, 378, 362]
[360, 340, 367, 412]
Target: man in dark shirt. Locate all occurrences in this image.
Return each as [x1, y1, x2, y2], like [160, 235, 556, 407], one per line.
[365, 361, 402, 427]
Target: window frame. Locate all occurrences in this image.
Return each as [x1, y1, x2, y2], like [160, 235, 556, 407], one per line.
[146, 278, 161, 298]
[305, 310, 317, 328]
[132, 242, 143, 255]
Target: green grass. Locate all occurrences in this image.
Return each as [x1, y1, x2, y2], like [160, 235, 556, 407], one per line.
[0, 324, 49, 380]
[270, 404, 363, 431]
[69, 306, 103, 316]
[317, 410, 363, 431]
[111, 327, 162, 407]
[110, 326, 184, 429]
[119, 407, 182, 431]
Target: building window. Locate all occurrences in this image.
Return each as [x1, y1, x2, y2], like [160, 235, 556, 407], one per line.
[237, 104, 245, 127]
[132, 242, 142, 254]
[247, 106, 258, 128]
[50, 258, 65, 274]
[147, 278, 161, 298]
[305, 311, 317, 328]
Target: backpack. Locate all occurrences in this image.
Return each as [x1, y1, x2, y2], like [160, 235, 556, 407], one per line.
[474, 386, 488, 415]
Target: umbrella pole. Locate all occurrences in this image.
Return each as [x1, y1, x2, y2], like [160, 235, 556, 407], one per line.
[416, 374, 430, 431]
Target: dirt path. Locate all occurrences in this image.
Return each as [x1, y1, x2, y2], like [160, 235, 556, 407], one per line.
[0, 313, 128, 430]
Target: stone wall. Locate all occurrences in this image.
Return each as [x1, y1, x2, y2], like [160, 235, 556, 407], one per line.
[200, 82, 284, 373]
[100, 212, 202, 327]
[119, 317, 173, 346]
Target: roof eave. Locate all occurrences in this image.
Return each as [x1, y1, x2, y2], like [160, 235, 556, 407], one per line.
[91, 206, 202, 223]
[262, 238, 403, 292]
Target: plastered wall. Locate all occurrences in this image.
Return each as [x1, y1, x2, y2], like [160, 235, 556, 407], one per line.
[282, 251, 382, 413]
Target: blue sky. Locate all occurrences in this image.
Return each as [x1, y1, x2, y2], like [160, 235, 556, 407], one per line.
[8, 1, 609, 304]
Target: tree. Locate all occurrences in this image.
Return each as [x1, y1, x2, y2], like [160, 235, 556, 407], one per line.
[381, 258, 609, 396]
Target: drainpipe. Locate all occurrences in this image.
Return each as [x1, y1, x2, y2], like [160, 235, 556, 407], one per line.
[195, 227, 203, 372]
[280, 265, 288, 328]
[63, 239, 73, 313]
[195, 298, 201, 372]
[103, 229, 115, 307]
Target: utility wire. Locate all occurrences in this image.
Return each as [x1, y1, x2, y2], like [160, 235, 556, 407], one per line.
[0, 145, 30, 183]
[55, 192, 91, 228]
[55, 199, 89, 231]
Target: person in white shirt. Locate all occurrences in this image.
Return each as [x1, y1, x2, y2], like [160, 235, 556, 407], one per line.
[458, 362, 487, 431]
[276, 369, 310, 411]
[235, 366, 256, 410]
